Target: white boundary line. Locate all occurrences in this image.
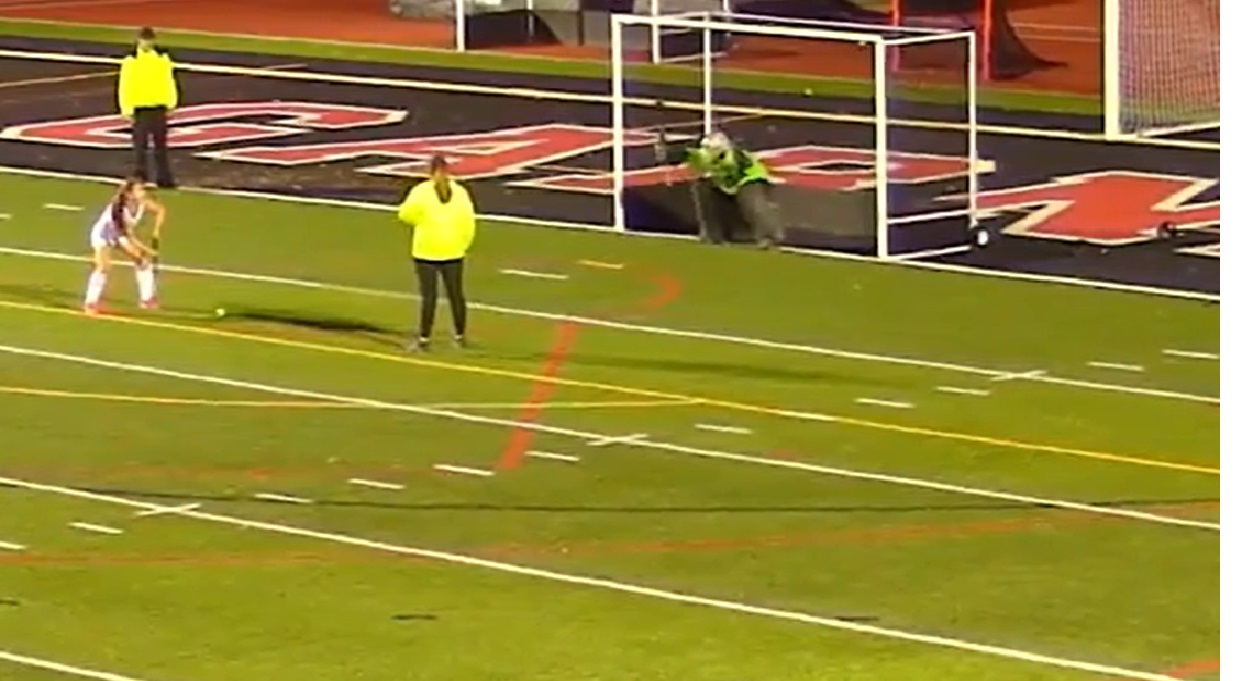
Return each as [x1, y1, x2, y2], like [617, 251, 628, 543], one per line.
[253, 492, 312, 504]
[0, 344, 1216, 532]
[0, 46, 1218, 152]
[1163, 349, 1219, 361]
[0, 538, 25, 550]
[855, 398, 915, 409]
[348, 477, 406, 490]
[0, 161, 1221, 306]
[433, 464, 494, 477]
[0, 235, 1218, 406]
[528, 450, 581, 462]
[0, 650, 155, 681]
[1087, 361, 1145, 373]
[0, 475, 1193, 681]
[68, 521, 123, 535]
[134, 502, 201, 517]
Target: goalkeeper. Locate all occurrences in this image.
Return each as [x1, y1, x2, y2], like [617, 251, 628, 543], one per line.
[684, 131, 784, 248]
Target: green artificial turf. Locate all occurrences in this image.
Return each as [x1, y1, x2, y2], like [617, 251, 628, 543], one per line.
[0, 173, 1218, 681]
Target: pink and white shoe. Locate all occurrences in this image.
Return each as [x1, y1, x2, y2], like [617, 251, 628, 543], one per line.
[140, 298, 160, 311]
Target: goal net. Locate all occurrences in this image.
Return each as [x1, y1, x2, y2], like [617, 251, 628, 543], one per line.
[1104, 0, 1220, 138]
[610, 12, 980, 259]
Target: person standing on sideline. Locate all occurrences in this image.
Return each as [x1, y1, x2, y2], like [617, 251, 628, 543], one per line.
[397, 154, 477, 352]
[119, 26, 179, 188]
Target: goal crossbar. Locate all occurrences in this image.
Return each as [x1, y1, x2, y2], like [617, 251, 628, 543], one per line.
[658, 11, 958, 35]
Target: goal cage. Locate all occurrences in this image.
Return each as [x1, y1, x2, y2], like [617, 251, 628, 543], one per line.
[610, 12, 980, 259]
[1102, 0, 1220, 139]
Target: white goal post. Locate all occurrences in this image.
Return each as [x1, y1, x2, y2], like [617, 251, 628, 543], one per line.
[1102, 0, 1220, 138]
[609, 12, 979, 259]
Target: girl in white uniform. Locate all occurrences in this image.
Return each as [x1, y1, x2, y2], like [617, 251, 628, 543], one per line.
[84, 177, 165, 314]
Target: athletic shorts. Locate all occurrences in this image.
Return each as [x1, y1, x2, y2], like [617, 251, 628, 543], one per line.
[88, 221, 132, 251]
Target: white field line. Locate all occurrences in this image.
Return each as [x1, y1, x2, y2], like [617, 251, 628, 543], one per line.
[1163, 349, 1220, 361]
[935, 386, 991, 397]
[695, 423, 752, 435]
[501, 268, 569, 281]
[588, 433, 648, 447]
[528, 450, 580, 462]
[134, 502, 201, 517]
[42, 202, 81, 212]
[348, 478, 406, 490]
[0, 70, 113, 90]
[578, 259, 625, 270]
[0, 344, 1216, 533]
[0, 47, 1217, 152]
[0, 158, 1221, 312]
[68, 521, 123, 535]
[0, 477, 1194, 681]
[855, 398, 915, 409]
[0, 538, 25, 550]
[0, 650, 156, 681]
[989, 369, 1047, 383]
[0, 213, 10, 219]
[1087, 361, 1145, 373]
[253, 492, 312, 504]
[433, 464, 494, 477]
[0, 244, 1218, 406]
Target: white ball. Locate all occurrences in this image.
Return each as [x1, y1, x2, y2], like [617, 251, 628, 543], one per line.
[214, 308, 226, 318]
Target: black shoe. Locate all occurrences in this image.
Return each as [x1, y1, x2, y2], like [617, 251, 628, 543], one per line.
[407, 337, 430, 352]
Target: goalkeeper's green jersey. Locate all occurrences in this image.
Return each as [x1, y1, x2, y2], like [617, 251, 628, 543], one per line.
[685, 144, 770, 195]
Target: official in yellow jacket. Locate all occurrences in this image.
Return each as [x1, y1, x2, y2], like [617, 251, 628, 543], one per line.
[397, 154, 477, 352]
[118, 26, 179, 188]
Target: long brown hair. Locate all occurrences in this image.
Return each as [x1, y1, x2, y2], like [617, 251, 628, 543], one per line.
[429, 154, 453, 203]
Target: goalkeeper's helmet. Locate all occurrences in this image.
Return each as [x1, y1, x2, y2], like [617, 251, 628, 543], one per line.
[702, 131, 732, 152]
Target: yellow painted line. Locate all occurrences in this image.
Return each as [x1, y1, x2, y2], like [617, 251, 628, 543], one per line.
[0, 299, 1217, 477]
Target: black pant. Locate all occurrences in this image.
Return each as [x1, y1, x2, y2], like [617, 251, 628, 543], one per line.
[414, 258, 466, 339]
[132, 106, 174, 187]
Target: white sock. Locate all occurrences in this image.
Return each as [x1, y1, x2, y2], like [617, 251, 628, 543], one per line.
[135, 265, 157, 301]
[84, 270, 107, 305]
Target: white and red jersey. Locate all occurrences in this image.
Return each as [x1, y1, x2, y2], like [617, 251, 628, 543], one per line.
[88, 196, 144, 250]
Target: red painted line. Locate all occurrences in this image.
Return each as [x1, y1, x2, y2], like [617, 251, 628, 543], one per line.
[495, 322, 581, 471]
[1163, 659, 1220, 679]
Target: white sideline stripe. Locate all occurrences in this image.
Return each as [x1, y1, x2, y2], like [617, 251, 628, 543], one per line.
[0, 650, 154, 681]
[855, 398, 915, 409]
[501, 268, 569, 280]
[935, 386, 991, 396]
[42, 202, 81, 212]
[0, 69, 114, 90]
[1163, 349, 1219, 361]
[528, 450, 580, 462]
[433, 464, 494, 477]
[990, 369, 1046, 383]
[0, 344, 1216, 533]
[348, 477, 406, 490]
[134, 502, 201, 517]
[588, 433, 648, 447]
[1087, 361, 1145, 372]
[695, 423, 752, 435]
[0, 477, 1193, 681]
[0, 46, 1216, 152]
[0, 213, 10, 220]
[0, 539, 25, 550]
[68, 521, 123, 535]
[0, 241, 1217, 406]
[578, 259, 625, 270]
[253, 492, 313, 504]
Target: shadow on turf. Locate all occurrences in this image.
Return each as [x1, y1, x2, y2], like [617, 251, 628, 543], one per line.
[219, 307, 400, 343]
[560, 353, 899, 386]
[70, 486, 1220, 515]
